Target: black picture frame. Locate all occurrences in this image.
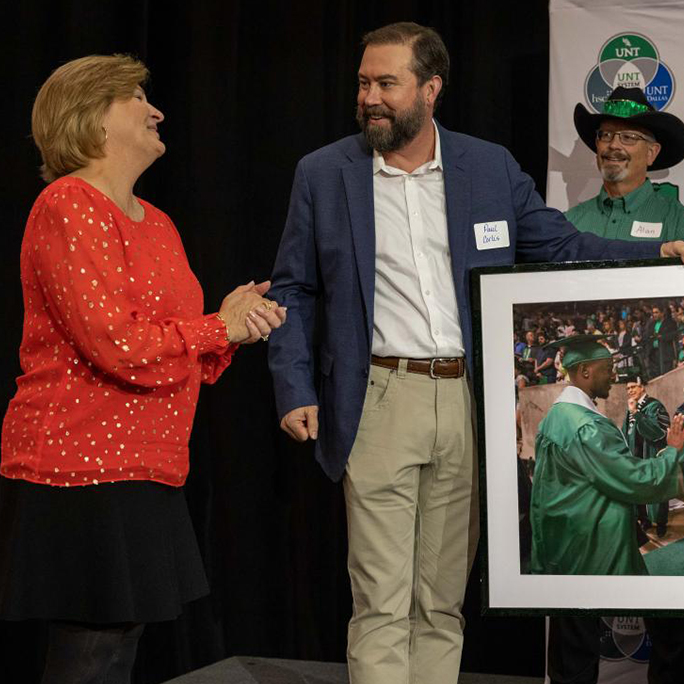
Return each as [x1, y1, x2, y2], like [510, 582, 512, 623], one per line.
[471, 257, 684, 616]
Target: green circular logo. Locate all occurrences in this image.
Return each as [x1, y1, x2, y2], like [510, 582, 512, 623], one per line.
[585, 32, 675, 112]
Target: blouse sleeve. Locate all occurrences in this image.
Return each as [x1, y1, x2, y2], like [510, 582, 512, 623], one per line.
[29, 187, 230, 388]
[201, 346, 240, 385]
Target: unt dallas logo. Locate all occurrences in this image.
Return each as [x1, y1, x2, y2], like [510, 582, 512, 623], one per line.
[585, 32, 675, 112]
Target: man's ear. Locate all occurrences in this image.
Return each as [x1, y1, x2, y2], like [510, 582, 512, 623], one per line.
[647, 141, 662, 166]
[425, 75, 442, 107]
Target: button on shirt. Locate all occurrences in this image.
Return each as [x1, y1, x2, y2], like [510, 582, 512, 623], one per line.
[565, 179, 684, 241]
[371, 124, 464, 358]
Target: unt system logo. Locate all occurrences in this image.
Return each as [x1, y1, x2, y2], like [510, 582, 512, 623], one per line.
[584, 33, 675, 112]
[600, 616, 651, 663]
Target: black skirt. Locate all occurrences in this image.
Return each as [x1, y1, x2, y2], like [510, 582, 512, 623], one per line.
[0, 477, 209, 623]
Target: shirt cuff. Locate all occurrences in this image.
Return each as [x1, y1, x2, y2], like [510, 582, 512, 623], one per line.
[194, 314, 231, 355]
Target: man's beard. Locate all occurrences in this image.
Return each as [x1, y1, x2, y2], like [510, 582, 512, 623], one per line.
[593, 381, 612, 400]
[599, 153, 630, 182]
[356, 95, 427, 153]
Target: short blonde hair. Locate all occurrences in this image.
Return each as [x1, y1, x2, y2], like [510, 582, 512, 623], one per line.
[32, 54, 149, 182]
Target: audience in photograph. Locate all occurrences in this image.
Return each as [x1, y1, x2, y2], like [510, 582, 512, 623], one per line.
[645, 304, 678, 378]
[514, 298, 684, 383]
[534, 332, 557, 384]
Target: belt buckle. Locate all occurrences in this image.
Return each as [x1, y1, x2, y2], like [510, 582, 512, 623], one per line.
[429, 357, 453, 379]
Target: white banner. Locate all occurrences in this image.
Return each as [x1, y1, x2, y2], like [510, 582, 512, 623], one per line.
[547, 0, 684, 212]
[547, 2, 684, 682]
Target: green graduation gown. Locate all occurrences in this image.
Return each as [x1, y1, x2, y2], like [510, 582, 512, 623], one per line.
[530, 386, 684, 576]
[622, 396, 670, 523]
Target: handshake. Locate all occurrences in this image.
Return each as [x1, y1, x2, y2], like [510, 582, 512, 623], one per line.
[216, 280, 287, 344]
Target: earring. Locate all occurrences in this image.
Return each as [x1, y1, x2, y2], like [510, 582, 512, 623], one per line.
[102, 126, 108, 142]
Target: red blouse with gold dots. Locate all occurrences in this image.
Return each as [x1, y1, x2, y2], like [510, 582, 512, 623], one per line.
[1, 176, 236, 487]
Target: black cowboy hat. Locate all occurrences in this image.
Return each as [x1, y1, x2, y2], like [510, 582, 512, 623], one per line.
[574, 86, 684, 171]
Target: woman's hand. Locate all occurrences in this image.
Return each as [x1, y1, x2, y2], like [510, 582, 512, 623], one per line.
[217, 280, 287, 344]
[243, 302, 287, 344]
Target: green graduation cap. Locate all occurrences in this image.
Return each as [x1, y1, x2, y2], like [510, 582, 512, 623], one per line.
[545, 334, 613, 369]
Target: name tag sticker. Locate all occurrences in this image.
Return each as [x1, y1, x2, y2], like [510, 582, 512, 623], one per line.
[474, 220, 510, 250]
[631, 221, 662, 238]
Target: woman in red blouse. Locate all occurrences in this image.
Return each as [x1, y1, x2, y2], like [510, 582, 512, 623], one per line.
[0, 54, 286, 683]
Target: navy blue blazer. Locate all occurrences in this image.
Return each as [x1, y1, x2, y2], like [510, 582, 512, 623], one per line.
[268, 123, 660, 482]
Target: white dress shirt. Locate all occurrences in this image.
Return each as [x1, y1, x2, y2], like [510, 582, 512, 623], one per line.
[371, 123, 464, 358]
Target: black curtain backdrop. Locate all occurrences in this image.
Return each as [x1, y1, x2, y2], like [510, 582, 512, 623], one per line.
[0, 1, 550, 681]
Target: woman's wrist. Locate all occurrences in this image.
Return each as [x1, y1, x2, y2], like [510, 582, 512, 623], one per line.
[215, 312, 231, 343]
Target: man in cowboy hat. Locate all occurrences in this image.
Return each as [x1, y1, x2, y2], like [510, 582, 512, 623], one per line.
[531, 335, 684, 684]
[568, 86, 684, 241]
[550, 87, 684, 684]
[565, 92, 684, 652]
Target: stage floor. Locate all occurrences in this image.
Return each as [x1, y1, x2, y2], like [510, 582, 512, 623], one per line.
[163, 656, 544, 683]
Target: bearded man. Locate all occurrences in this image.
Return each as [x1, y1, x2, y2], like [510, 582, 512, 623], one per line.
[568, 86, 684, 242]
[267, 22, 684, 684]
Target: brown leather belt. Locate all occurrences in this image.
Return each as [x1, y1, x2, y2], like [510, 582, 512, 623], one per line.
[371, 355, 465, 379]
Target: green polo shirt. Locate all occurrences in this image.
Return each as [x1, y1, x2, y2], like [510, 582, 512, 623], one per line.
[565, 179, 684, 241]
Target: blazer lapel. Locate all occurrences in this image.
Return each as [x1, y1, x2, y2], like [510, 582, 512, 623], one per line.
[439, 125, 471, 292]
[342, 145, 375, 342]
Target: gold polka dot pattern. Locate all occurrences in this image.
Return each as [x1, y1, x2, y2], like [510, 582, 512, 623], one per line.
[1, 176, 238, 487]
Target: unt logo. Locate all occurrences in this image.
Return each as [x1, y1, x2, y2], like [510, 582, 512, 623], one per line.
[615, 48, 641, 58]
[617, 71, 641, 82]
[615, 37, 641, 59]
[584, 32, 675, 112]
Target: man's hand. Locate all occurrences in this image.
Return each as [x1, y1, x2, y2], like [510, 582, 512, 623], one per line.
[218, 280, 287, 344]
[667, 413, 684, 451]
[628, 398, 638, 414]
[280, 405, 319, 442]
[660, 241, 684, 262]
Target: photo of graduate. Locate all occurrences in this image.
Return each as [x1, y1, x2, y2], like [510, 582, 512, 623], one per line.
[529, 334, 684, 576]
[510, 293, 684, 578]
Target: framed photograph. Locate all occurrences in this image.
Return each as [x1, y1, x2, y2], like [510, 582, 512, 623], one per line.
[472, 258, 684, 614]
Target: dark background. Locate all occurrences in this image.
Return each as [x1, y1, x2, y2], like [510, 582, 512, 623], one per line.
[0, 1, 549, 681]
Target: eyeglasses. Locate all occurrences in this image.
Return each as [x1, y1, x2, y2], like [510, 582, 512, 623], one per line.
[596, 130, 655, 146]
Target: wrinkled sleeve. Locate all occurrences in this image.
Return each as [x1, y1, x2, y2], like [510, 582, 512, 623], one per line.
[576, 420, 683, 504]
[634, 403, 669, 443]
[201, 345, 240, 385]
[30, 188, 230, 388]
[267, 160, 320, 418]
[667, 200, 684, 240]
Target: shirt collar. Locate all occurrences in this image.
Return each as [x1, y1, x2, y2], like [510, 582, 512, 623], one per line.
[597, 179, 655, 216]
[554, 385, 605, 416]
[372, 120, 443, 176]
[554, 384, 629, 444]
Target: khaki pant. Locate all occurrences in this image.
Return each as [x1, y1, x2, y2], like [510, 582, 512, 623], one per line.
[344, 362, 479, 684]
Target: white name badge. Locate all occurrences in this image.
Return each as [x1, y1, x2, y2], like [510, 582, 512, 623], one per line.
[474, 220, 510, 250]
[631, 221, 662, 238]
